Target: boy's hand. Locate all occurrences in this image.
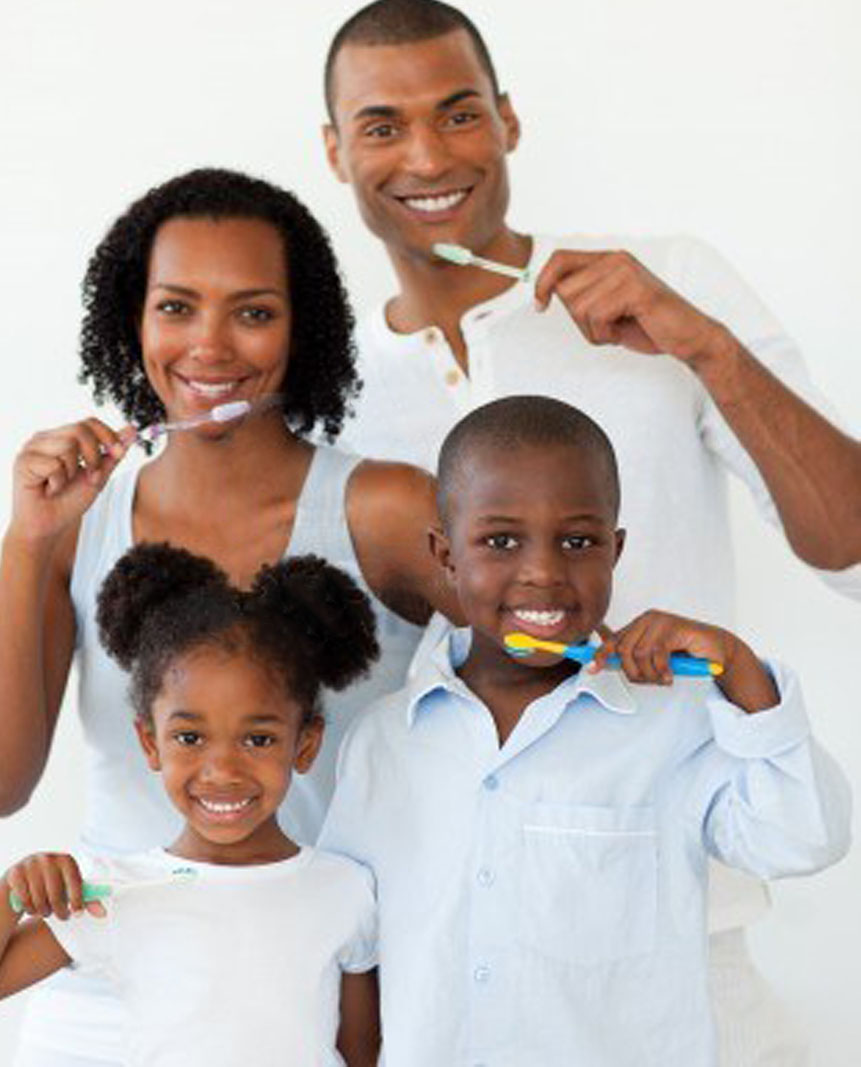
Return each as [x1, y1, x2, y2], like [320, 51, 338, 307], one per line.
[3, 853, 106, 921]
[591, 611, 779, 713]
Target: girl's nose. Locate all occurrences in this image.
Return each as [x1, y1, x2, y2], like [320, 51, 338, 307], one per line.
[200, 746, 244, 784]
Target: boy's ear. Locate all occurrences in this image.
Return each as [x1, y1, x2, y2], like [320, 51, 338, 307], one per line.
[134, 718, 162, 772]
[428, 524, 457, 585]
[613, 528, 626, 564]
[293, 717, 324, 775]
[323, 124, 349, 183]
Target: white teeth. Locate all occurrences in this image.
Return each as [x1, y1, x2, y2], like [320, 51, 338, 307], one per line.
[403, 191, 467, 213]
[187, 380, 238, 398]
[198, 798, 253, 814]
[513, 609, 566, 626]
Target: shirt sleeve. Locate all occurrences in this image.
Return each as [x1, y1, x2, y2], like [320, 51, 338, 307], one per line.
[669, 236, 861, 601]
[337, 862, 378, 974]
[697, 659, 852, 878]
[44, 904, 115, 977]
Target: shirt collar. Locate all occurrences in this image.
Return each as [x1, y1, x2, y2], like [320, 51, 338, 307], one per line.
[406, 626, 637, 726]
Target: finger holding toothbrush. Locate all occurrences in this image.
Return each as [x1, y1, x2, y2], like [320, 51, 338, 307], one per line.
[590, 610, 780, 713]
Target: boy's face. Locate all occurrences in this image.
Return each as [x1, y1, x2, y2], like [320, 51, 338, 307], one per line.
[433, 442, 624, 669]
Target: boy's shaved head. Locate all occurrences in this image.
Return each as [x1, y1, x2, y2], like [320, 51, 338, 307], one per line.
[325, 0, 500, 121]
[437, 396, 621, 525]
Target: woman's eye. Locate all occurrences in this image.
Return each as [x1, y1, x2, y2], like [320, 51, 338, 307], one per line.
[238, 306, 274, 324]
[156, 300, 189, 316]
[485, 533, 518, 550]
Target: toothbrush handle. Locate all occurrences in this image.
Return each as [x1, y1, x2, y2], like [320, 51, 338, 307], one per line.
[563, 646, 717, 676]
[9, 882, 112, 914]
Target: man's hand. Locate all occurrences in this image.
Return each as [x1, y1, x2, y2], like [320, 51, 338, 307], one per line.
[534, 249, 729, 368]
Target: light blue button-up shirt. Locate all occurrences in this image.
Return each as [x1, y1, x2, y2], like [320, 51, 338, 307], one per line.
[320, 630, 851, 1067]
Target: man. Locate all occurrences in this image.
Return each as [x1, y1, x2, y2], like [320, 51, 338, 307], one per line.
[321, 1, 860, 1063]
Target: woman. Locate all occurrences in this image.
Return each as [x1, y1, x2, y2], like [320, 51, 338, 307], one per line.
[0, 168, 454, 1066]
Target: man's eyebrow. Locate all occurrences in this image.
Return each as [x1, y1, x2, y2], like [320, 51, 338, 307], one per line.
[351, 89, 482, 123]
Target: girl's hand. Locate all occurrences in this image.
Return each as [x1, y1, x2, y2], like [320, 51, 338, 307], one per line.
[9, 419, 135, 547]
[591, 610, 778, 712]
[4, 853, 106, 921]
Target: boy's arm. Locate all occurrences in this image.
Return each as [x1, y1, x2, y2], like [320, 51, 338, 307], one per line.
[337, 969, 381, 1066]
[0, 877, 71, 999]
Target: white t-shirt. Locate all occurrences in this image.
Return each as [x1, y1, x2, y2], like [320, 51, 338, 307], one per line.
[45, 847, 376, 1067]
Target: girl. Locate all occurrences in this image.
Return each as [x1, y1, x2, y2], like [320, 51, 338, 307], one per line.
[0, 168, 456, 1065]
[1, 544, 381, 1067]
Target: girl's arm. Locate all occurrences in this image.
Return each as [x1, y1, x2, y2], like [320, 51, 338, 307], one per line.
[337, 969, 381, 1067]
[347, 460, 464, 627]
[0, 852, 100, 999]
[0, 420, 130, 814]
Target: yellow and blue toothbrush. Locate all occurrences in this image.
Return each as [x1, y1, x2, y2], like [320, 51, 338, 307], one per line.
[504, 632, 723, 677]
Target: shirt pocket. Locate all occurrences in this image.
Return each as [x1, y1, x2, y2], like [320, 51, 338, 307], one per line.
[518, 804, 657, 966]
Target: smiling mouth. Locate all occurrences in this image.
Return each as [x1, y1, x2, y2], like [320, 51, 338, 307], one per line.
[396, 188, 471, 215]
[194, 796, 257, 818]
[506, 607, 577, 641]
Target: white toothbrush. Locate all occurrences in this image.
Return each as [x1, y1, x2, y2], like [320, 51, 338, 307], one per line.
[137, 393, 284, 445]
[9, 867, 197, 913]
[433, 242, 532, 282]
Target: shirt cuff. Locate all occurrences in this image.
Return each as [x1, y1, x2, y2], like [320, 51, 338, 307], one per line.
[707, 659, 809, 758]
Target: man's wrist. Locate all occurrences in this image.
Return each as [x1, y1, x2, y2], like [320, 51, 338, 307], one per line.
[684, 322, 745, 392]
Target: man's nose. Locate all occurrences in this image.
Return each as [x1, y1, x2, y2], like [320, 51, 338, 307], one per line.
[403, 123, 452, 180]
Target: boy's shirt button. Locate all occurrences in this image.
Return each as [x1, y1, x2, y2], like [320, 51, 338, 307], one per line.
[477, 867, 494, 887]
[473, 965, 491, 983]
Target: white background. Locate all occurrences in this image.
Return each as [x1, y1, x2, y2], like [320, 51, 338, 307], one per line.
[0, 0, 858, 1062]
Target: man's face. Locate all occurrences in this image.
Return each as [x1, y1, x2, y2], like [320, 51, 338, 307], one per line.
[325, 29, 520, 262]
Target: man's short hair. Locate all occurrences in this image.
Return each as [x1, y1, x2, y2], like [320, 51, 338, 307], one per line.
[437, 395, 621, 524]
[325, 0, 500, 121]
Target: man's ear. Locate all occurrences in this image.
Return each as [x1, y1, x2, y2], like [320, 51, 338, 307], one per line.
[613, 528, 626, 565]
[293, 717, 325, 775]
[323, 124, 349, 183]
[497, 93, 521, 153]
[134, 718, 162, 772]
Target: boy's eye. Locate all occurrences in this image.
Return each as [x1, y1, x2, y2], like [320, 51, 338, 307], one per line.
[562, 535, 595, 550]
[485, 533, 519, 550]
[173, 730, 202, 747]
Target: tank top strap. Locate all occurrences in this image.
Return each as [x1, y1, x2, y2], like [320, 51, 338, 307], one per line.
[288, 446, 364, 568]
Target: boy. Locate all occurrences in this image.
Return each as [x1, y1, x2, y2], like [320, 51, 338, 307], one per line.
[320, 395, 850, 1066]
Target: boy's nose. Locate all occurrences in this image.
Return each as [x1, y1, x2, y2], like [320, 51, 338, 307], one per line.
[518, 544, 567, 586]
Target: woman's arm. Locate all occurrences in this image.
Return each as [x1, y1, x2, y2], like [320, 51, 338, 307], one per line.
[337, 969, 381, 1067]
[347, 461, 463, 627]
[0, 419, 131, 814]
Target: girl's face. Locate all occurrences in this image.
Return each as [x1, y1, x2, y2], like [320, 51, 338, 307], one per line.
[139, 215, 291, 433]
[136, 643, 322, 865]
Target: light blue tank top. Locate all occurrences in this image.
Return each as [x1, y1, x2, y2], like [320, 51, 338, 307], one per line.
[70, 445, 425, 853]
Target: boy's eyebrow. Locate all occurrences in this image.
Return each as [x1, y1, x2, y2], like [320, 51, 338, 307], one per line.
[473, 512, 606, 524]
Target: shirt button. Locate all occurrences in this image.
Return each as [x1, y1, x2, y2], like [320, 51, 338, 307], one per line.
[483, 774, 499, 791]
[473, 965, 491, 983]
[444, 369, 460, 387]
[477, 868, 494, 887]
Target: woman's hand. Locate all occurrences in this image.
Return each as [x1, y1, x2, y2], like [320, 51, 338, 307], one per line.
[3, 853, 105, 922]
[9, 419, 134, 547]
[591, 610, 779, 713]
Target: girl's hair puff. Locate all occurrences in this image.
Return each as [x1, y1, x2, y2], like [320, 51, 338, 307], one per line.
[97, 543, 379, 724]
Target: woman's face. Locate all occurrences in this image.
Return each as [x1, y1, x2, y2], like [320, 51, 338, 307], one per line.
[139, 215, 291, 429]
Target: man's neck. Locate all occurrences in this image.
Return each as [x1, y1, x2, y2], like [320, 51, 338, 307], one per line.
[385, 228, 532, 372]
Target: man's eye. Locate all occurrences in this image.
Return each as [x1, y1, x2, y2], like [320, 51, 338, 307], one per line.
[446, 110, 479, 127]
[485, 533, 518, 550]
[364, 122, 398, 139]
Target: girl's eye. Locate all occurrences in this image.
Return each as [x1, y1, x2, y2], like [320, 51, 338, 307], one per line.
[238, 306, 275, 324]
[173, 731, 202, 747]
[485, 533, 518, 550]
[244, 733, 277, 749]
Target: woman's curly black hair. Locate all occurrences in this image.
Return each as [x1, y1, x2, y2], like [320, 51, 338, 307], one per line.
[79, 168, 359, 441]
[97, 542, 380, 725]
